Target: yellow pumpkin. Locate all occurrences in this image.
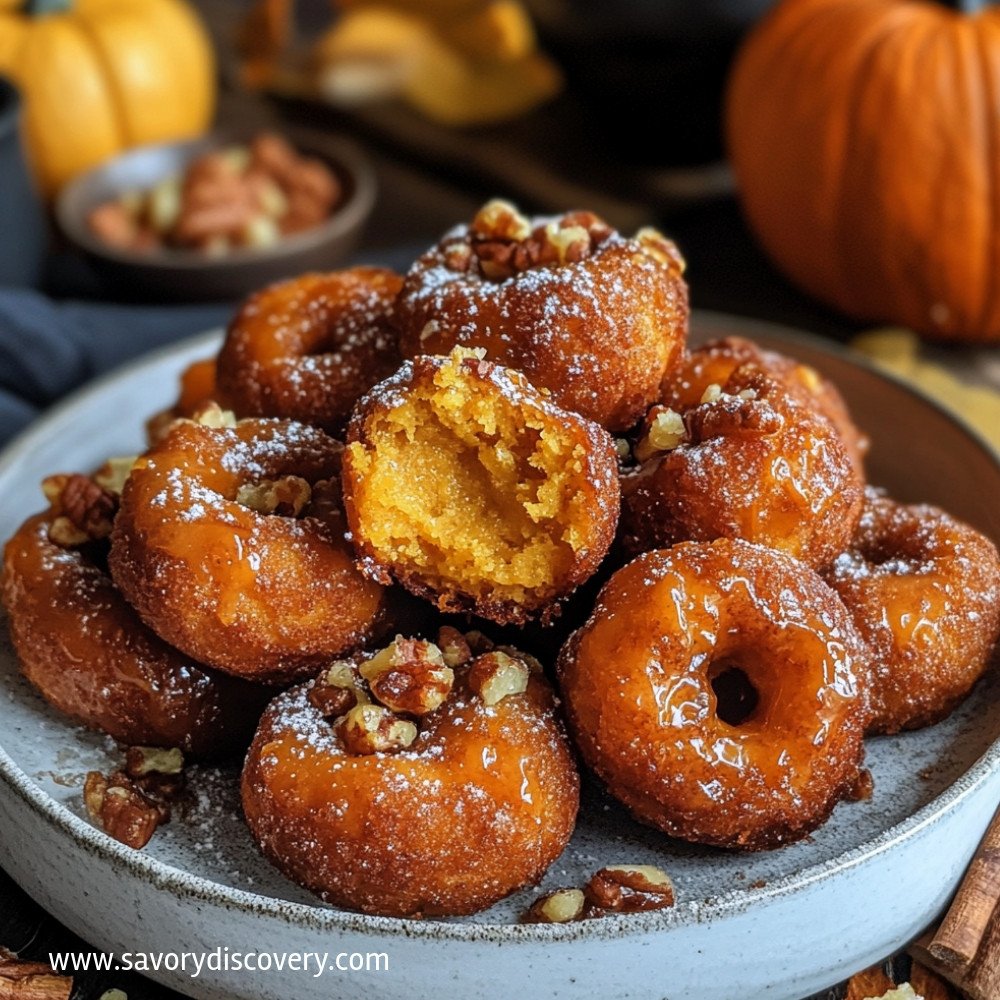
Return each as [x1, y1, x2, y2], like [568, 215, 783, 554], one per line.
[0, 0, 216, 196]
[726, 0, 1000, 343]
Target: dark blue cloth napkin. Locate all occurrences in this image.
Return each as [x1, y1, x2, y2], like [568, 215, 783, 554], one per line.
[0, 290, 233, 447]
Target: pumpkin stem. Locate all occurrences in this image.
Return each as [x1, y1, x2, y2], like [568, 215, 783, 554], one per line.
[22, 0, 73, 14]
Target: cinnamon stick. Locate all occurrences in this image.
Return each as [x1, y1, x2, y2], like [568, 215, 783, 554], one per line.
[913, 911, 1000, 1000]
[910, 960, 959, 999]
[0, 947, 72, 1000]
[844, 966, 896, 1000]
[929, 805, 1000, 969]
[960, 904, 1000, 1000]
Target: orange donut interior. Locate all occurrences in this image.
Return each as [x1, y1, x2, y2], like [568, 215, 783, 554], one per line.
[347, 351, 605, 608]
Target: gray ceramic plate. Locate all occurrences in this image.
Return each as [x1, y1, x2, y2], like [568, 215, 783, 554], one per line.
[1, 313, 998, 1000]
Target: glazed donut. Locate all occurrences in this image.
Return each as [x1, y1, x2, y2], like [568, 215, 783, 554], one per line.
[621, 364, 863, 568]
[1, 476, 268, 758]
[557, 539, 870, 850]
[242, 629, 579, 916]
[342, 347, 620, 625]
[824, 490, 1000, 734]
[661, 336, 869, 473]
[109, 414, 386, 684]
[395, 200, 688, 431]
[216, 268, 403, 435]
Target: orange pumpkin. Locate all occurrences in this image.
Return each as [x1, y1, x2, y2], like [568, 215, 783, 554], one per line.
[726, 0, 1000, 343]
[0, 0, 216, 197]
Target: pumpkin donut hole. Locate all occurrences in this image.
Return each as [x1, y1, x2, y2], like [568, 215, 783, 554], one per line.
[241, 629, 580, 917]
[660, 336, 869, 475]
[1, 473, 269, 759]
[342, 348, 620, 624]
[620, 363, 864, 568]
[395, 199, 689, 431]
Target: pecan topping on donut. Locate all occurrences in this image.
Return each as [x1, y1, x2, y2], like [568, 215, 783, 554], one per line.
[468, 650, 530, 706]
[523, 888, 586, 924]
[462, 200, 616, 280]
[92, 455, 139, 496]
[84, 770, 170, 850]
[309, 660, 367, 718]
[42, 473, 118, 546]
[189, 401, 238, 429]
[308, 683, 358, 720]
[235, 475, 312, 517]
[583, 865, 675, 914]
[634, 407, 686, 463]
[436, 626, 473, 668]
[336, 703, 417, 755]
[360, 635, 454, 716]
[685, 392, 783, 444]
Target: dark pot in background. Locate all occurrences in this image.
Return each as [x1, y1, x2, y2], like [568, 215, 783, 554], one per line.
[0, 76, 46, 287]
[531, 0, 776, 167]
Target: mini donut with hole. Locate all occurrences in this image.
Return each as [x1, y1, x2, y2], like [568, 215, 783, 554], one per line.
[2, 465, 270, 759]
[395, 200, 689, 432]
[341, 347, 621, 625]
[824, 489, 1000, 734]
[216, 267, 404, 436]
[109, 410, 387, 685]
[557, 538, 872, 850]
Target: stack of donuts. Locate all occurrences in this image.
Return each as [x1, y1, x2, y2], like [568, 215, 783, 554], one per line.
[3, 199, 999, 917]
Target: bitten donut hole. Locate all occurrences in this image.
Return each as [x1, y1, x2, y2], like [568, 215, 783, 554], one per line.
[709, 662, 759, 727]
[349, 353, 599, 608]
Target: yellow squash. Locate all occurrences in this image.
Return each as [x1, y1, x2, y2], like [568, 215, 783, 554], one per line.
[0, 0, 216, 196]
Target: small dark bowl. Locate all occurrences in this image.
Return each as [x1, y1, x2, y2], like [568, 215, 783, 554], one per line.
[55, 131, 376, 302]
[0, 76, 47, 287]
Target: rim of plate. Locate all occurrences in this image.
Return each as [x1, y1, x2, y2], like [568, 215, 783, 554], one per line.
[1, 311, 998, 944]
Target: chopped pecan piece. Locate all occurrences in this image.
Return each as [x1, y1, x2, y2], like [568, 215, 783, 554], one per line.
[523, 888, 586, 924]
[84, 770, 170, 850]
[42, 473, 118, 544]
[336, 704, 417, 755]
[359, 636, 454, 715]
[436, 626, 473, 668]
[468, 650, 530, 706]
[308, 683, 358, 719]
[583, 865, 675, 914]
[235, 475, 312, 517]
[0, 946, 73, 1000]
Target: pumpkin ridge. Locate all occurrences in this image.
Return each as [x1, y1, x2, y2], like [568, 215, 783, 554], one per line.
[973, 22, 1000, 334]
[71, 11, 131, 146]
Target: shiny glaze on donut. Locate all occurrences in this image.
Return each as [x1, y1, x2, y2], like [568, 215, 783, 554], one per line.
[661, 336, 868, 474]
[2, 512, 269, 757]
[242, 670, 579, 916]
[824, 490, 1000, 734]
[109, 418, 386, 684]
[557, 539, 870, 850]
[621, 366, 863, 568]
